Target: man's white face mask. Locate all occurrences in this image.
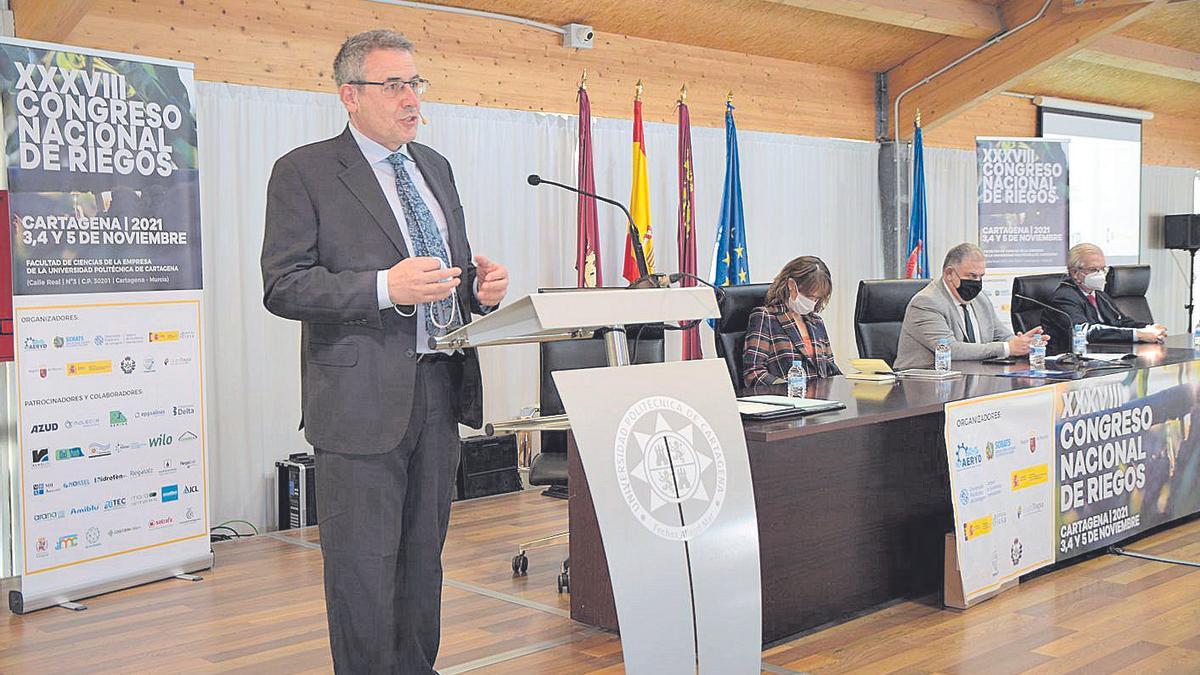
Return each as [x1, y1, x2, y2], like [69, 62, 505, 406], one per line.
[1082, 270, 1106, 292]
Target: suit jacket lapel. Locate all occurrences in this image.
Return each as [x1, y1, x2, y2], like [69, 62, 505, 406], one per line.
[409, 142, 468, 272]
[936, 281, 967, 340]
[1069, 283, 1101, 323]
[334, 127, 410, 259]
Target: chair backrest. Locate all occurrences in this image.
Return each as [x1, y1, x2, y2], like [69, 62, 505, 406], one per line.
[713, 283, 770, 388]
[853, 279, 930, 366]
[1011, 273, 1063, 333]
[1105, 264, 1153, 325]
[538, 325, 664, 454]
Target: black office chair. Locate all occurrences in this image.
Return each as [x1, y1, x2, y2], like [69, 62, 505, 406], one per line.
[1011, 273, 1063, 333]
[853, 279, 930, 366]
[713, 283, 769, 389]
[530, 325, 665, 496]
[517, 326, 664, 584]
[1105, 264, 1153, 325]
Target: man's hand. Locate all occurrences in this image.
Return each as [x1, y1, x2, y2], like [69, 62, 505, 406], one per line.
[474, 254, 509, 307]
[1007, 326, 1044, 356]
[387, 257, 460, 305]
[1136, 325, 1167, 343]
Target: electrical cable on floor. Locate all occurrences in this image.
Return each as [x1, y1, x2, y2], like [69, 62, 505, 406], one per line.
[1108, 545, 1200, 568]
[210, 519, 261, 543]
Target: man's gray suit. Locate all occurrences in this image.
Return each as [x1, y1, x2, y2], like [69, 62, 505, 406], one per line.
[894, 280, 1012, 370]
[262, 126, 486, 673]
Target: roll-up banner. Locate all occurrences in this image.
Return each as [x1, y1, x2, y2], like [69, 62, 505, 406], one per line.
[0, 37, 211, 614]
[976, 138, 1069, 330]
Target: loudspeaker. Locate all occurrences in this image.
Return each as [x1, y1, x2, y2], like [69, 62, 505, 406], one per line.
[1164, 214, 1200, 251]
[456, 435, 521, 500]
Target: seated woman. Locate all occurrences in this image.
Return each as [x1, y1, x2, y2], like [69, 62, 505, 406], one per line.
[743, 256, 841, 387]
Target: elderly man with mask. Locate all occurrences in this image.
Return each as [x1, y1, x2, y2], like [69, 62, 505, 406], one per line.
[1044, 243, 1165, 355]
[895, 243, 1043, 370]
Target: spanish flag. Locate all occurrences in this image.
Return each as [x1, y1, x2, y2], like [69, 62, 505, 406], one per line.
[623, 85, 654, 282]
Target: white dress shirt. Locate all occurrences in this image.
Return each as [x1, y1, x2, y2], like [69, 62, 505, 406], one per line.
[349, 123, 455, 354]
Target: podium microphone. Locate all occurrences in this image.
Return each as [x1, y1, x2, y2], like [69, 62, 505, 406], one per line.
[527, 174, 654, 285]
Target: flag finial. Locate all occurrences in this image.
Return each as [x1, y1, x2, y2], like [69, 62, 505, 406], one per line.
[679, 83, 688, 104]
[579, 69, 587, 91]
[915, 108, 922, 128]
[726, 90, 734, 105]
[635, 79, 643, 101]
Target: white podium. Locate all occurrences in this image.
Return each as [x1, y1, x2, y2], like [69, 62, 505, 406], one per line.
[435, 287, 763, 674]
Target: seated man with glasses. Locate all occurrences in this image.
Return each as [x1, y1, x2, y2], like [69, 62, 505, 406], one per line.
[1044, 242, 1166, 354]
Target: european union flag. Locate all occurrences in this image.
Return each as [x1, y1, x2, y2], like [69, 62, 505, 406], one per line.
[711, 101, 748, 289]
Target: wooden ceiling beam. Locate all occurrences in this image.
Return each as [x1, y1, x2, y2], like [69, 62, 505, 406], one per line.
[766, 0, 1003, 39]
[888, 0, 1168, 139]
[1060, 0, 1162, 11]
[1073, 34, 1200, 83]
[12, 0, 94, 43]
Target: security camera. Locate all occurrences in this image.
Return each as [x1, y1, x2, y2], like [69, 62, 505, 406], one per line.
[563, 23, 594, 49]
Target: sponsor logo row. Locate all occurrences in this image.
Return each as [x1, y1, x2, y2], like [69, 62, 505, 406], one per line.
[27, 354, 195, 379]
[30, 431, 198, 466]
[32, 506, 202, 559]
[23, 330, 195, 352]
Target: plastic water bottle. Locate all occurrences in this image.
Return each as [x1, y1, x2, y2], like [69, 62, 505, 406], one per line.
[1193, 323, 1200, 351]
[787, 361, 808, 398]
[1029, 335, 1047, 370]
[1072, 324, 1087, 355]
[934, 337, 952, 372]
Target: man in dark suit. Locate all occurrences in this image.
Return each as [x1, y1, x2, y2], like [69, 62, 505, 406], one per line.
[1044, 243, 1164, 355]
[261, 29, 509, 674]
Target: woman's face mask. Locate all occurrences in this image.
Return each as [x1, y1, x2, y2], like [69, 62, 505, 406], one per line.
[788, 280, 818, 315]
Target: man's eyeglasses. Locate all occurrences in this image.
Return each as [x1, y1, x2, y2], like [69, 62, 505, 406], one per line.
[348, 77, 430, 97]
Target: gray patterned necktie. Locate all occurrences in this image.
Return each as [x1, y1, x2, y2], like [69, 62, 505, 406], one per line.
[386, 151, 461, 336]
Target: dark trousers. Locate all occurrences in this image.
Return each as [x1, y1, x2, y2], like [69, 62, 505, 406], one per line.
[315, 359, 461, 674]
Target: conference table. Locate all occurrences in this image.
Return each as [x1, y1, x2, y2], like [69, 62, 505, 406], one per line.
[565, 335, 1200, 643]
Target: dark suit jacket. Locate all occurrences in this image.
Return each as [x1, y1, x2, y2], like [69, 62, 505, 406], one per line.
[1045, 277, 1146, 355]
[261, 126, 487, 453]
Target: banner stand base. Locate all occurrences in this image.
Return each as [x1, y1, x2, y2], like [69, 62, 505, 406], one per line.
[943, 533, 1018, 610]
[9, 551, 213, 615]
[57, 601, 87, 611]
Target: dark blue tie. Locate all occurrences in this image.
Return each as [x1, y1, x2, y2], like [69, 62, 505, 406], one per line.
[387, 151, 461, 336]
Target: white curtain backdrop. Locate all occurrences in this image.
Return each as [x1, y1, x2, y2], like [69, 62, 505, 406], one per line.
[923, 147, 978, 265]
[195, 82, 882, 529]
[1140, 165, 1199, 334]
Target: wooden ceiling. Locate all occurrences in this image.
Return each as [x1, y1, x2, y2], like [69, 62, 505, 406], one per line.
[9, 0, 1198, 141]
[418, 0, 1199, 129]
[409, 0, 945, 72]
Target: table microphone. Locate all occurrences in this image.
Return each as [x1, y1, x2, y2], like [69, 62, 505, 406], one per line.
[527, 174, 652, 284]
[1013, 293, 1089, 366]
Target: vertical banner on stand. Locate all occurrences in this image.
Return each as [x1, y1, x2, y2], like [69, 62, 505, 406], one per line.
[976, 138, 1069, 330]
[0, 38, 210, 614]
[944, 387, 1057, 604]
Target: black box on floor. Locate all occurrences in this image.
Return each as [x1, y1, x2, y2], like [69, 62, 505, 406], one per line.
[276, 453, 318, 530]
[456, 435, 521, 500]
